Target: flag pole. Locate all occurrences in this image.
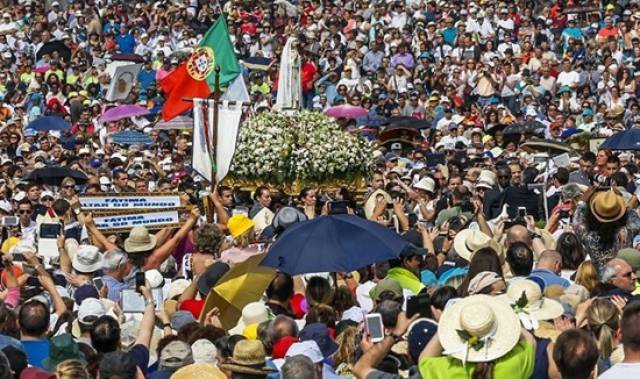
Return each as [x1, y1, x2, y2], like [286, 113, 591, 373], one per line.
[207, 65, 221, 223]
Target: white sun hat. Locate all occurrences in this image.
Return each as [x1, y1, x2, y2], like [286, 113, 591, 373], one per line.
[439, 294, 521, 364]
[500, 279, 564, 330]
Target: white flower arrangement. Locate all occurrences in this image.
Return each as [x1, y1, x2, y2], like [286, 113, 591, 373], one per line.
[230, 111, 374, 185]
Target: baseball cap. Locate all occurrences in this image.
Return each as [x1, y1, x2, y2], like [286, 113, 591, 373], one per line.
[369, 278, 403, 301]
[285, 341, 323, 363]
[78, 298, 106, 325]
[159, 340, 193, 369]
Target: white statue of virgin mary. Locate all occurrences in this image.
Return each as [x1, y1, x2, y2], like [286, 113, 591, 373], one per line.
[275, 36, 302, 113]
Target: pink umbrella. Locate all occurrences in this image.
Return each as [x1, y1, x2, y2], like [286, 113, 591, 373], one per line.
[100, 104, 150, 122]
[325, 105, 369, 119]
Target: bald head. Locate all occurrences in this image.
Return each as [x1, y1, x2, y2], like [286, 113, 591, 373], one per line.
[537, 250, 562, 274]
[506, 225, 532, 247]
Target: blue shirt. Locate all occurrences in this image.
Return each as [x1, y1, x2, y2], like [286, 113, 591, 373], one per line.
[115, 33, 135, 54]
[102, 274, 132, 303]
[137, 68, 156, 91]
[528, 269, 571, 289]
[22, 339, 50, 369]
[442, 27, 457, 46]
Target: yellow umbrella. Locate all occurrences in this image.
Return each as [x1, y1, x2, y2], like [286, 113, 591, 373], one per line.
[199, 253, 276, 330]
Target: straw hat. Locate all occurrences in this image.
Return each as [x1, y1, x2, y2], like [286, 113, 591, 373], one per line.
[453, 229, 503, 262]
[124, 226, 157, 253]
[364, 189, 391, 219]
[170, 363, 226, 379]
[589, 190, 626, 223]
[219, 340, 275, 375]
[439, 295, 521, 363]
[500, 279, 564, 329]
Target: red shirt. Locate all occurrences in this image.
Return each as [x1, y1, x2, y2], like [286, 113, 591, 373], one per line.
[301, 61, 317, 93]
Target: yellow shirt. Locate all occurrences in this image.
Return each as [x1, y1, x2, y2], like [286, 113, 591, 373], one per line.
[1, 237, 20, 254]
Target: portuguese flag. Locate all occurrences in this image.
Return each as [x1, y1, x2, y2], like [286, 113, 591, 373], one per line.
[160, 16, 241, 121]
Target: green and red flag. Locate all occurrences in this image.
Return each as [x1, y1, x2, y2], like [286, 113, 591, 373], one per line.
[160, 16, 241, 121]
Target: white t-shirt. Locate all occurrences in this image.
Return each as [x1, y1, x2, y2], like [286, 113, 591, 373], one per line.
[598, 363, 640, 379]
[557, 71, 580, 87]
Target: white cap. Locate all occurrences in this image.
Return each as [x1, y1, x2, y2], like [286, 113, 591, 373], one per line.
[0, 200, 11, 213]
[78, 298, 106, 325]
[13, 191, 26, 202]
[78, 147, 91, 155]
[413, 177, 435, 193]
[286, 341, 324, 363]
[111, 153, 126, 162]
[52, 1, 60, 6]
[40, 190, 55, 200]
[191, 339, 218, 365]
[99, 176, 111, 185]
[145, 269, 164, 288]
[341, 306, 364, 323]
[72, 245, 103, 273]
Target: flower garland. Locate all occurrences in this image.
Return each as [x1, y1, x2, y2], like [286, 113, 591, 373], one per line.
[230, 111, 374, 185]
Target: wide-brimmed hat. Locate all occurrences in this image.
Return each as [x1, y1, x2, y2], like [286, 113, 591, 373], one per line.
[228, 301, 271, 336]
[589, 190, 626, 223]
[364, 189, 391, 219]
[273, 206, 307, 230]
[124, 226, 157, 253]
[72, 245, 103, 273]
[227, 214, 255, 239]
[219, 340, 275, 375]
[439, 294, 521, 363]
[42, 334, 86, 371]
[170, 363, 226, 379]
[500, 279, 564, 329]
[413, 177, 435, 193]
[453, 229, 502, 262]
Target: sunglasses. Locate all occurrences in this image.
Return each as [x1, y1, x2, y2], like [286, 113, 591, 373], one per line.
[63, 185, 75, 189]
[18, 209, 31, 214]
[42, 197, 54, 202]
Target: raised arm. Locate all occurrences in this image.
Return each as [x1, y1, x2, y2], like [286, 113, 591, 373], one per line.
[144, 207, 200, 270]
[135, 283, 157, 348]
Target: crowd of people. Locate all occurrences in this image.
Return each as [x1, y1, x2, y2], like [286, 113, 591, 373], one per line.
[1, 1, 640, 379]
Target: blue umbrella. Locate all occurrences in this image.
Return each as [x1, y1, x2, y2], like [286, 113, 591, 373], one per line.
[27, 116, 71, 131]
[110, 130, 153, 145]
[600, 129, 640, 150]
[260, 214, 409, 275]
[356, 113, 387, 127]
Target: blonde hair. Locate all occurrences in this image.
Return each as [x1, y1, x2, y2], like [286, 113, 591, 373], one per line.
[56, 359, 90, 379]
[333, 326, 357, 370]
[575, 261, 599, 293]
[233, 228, 254, 248]
[586, 298, 620, 359]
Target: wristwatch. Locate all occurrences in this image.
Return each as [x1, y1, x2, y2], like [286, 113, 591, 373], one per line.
[530, 232, 542, 240]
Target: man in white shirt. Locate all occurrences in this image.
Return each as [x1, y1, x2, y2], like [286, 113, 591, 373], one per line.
[598, 302, 640, 378]
[556, 60, 580, 88]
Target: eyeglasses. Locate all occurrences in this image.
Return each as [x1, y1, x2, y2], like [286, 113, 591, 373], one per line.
[63, 185, 75, 189]
[42, 197, 54, 202]
[18, 209, 31, 214]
